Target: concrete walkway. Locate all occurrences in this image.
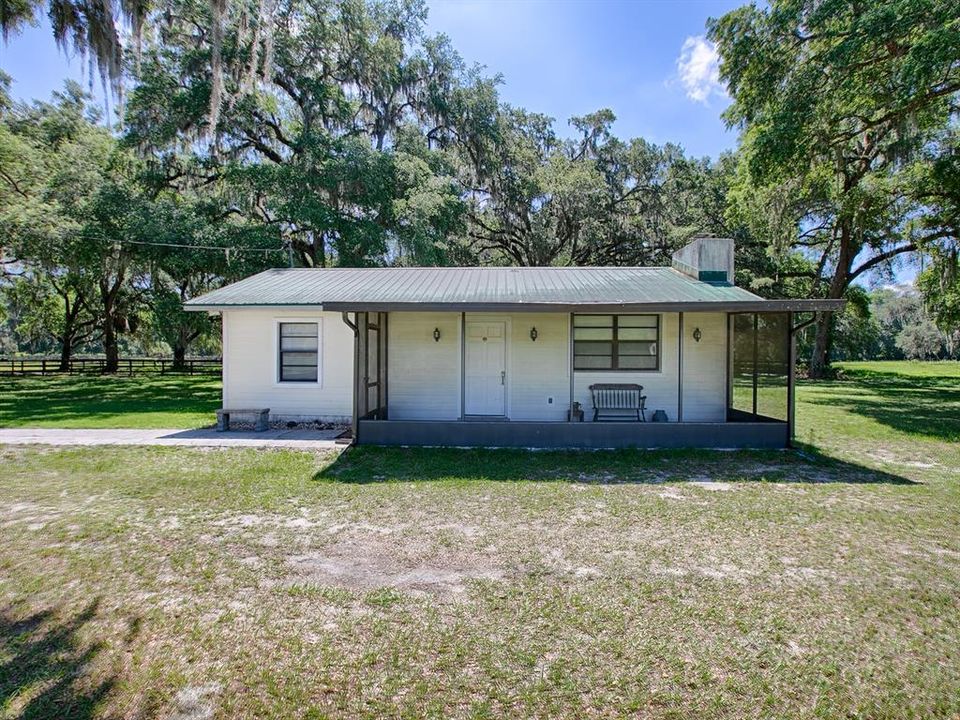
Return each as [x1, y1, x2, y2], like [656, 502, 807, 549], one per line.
[0, 427, 345, 449]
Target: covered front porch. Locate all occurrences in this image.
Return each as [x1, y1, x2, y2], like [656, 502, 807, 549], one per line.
[343, 307, 805, 449]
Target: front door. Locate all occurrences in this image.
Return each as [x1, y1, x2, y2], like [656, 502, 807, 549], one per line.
[464, 321, 507, 416]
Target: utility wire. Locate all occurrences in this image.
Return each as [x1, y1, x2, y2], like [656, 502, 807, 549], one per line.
[121, 239, 287, 254]
[57, 229, 293, 267]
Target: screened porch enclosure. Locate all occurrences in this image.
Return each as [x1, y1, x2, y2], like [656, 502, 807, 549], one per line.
[346, 309, 799, 449]
[348, 311, 388, 423]
[727, 312, 792, 424]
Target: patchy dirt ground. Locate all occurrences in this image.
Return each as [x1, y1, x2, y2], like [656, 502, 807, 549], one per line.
[1, 435, 959, 719]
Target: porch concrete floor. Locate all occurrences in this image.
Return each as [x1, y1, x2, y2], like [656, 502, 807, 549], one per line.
[0, 427, 343, 449]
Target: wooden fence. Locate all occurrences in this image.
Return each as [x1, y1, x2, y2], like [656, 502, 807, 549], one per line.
[0, 357, 222, 377]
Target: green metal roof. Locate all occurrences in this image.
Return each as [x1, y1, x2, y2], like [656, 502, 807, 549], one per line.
[185, 266, 844, 313]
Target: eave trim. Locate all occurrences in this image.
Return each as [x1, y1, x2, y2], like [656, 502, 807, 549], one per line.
[185, 299, 845, 313]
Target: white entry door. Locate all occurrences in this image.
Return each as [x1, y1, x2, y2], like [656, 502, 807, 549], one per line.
[464, 322, 507, 416]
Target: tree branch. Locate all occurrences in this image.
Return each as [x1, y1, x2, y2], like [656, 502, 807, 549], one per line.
[847, 243, 917, 283]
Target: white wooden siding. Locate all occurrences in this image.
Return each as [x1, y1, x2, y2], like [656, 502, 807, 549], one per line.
[387, 312, 570, 421]
[222, 309, 353, 421]
[387, 312, 462, 420]
[507, 313, 570, 421]
[679, 313, 728, 422]
[220, 308, 728, 425]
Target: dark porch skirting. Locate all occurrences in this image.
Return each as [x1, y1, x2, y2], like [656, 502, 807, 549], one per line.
[357, 420, 789, 449]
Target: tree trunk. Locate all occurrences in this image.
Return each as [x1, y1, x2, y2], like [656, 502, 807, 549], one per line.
[100, 252, 127, 374]
[809, 313, 833, 379]
[101, 278, 120, 374]
[808, 221, 855, 378]
[58, 299, 78, 372]
[58, 338, 73, 373]
[173, 344, 186, 371]
[103, 309, 119, 373]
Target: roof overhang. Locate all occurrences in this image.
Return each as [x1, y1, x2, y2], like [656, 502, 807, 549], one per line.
[186, 299, 846, 313]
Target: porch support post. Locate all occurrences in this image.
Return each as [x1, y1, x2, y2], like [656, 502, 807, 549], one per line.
[379, 313, 390, 420]
[379, 312, 388, 420]
[677, 312, 684, 423]
[752, 313, 759, 416]
[787, 311, 796, 446]
[568, 312, 575, 422]
[342, 312, 360, 442]
[725, 312, 731, 421]
[459, 312, 466, 420]
[357, 312, 369, 422]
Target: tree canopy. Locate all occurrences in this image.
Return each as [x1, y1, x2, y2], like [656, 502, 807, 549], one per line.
[710, 0, 960, 374]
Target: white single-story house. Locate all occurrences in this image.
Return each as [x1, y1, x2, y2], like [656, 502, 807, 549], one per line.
[185, 237, 843, 448]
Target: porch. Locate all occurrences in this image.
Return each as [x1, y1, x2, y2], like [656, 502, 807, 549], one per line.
[344, 308, 802, 449]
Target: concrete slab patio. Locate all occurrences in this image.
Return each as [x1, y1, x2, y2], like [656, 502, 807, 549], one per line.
[0, 427, 344, 449]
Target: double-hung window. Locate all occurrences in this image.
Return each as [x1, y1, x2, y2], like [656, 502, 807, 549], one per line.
[573, 314, 660, 371]
[278, 322, 319, 382]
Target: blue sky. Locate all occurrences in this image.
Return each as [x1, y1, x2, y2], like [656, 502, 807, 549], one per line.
[0, 0, 742, 159]
[426, 0, 742, 157]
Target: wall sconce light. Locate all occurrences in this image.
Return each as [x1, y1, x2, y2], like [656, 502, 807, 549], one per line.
[693, 327, 702, 343]
[433, 327, 441, 342]
[530, 326, 538, 342]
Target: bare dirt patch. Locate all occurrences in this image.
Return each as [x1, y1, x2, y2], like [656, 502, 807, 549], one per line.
[167, 684, 221, 720]
[1, 500, 64, 529]
[657, 487, 688, 501]
[649, 561, 753, 583]
[287, 539, 504, 597]
[688, 481, 734, 491]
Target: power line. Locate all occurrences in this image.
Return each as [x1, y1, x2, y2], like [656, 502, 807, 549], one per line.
[58, 229, 292, 262]
[120, 239, 287, 253]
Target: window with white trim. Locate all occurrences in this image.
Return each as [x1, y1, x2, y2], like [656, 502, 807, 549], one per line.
[278, 322, 319, 382]
[573, 314, 660, 371]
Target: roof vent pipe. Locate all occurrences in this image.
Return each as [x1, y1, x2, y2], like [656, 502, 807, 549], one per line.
[671, 237, 735, 285]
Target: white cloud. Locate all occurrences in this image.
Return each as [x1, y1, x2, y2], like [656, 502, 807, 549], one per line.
[676, 35, 726, 105]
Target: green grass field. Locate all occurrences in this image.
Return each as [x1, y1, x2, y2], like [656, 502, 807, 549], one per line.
[0, 373, 221, 429]
[0, 361, 958, 718]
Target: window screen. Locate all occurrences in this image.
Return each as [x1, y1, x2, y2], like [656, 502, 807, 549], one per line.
[279, 322, 319, 382]
[728, 312, 789, 422]
[573, 315, 659, 371]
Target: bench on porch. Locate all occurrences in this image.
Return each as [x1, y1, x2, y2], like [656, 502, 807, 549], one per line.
[589, 384, 646, 422]
[216, 408, 270, 432]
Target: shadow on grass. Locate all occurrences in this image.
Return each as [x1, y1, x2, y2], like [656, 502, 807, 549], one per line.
[800, 366, 960, 442]
[0, 599, 138, 719]
[0, 374, 220, 427]
[315, 445, 916, 485]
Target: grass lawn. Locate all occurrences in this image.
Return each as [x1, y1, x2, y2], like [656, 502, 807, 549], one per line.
[1, 361, 959, 718]
[0, 373, 221, 429]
